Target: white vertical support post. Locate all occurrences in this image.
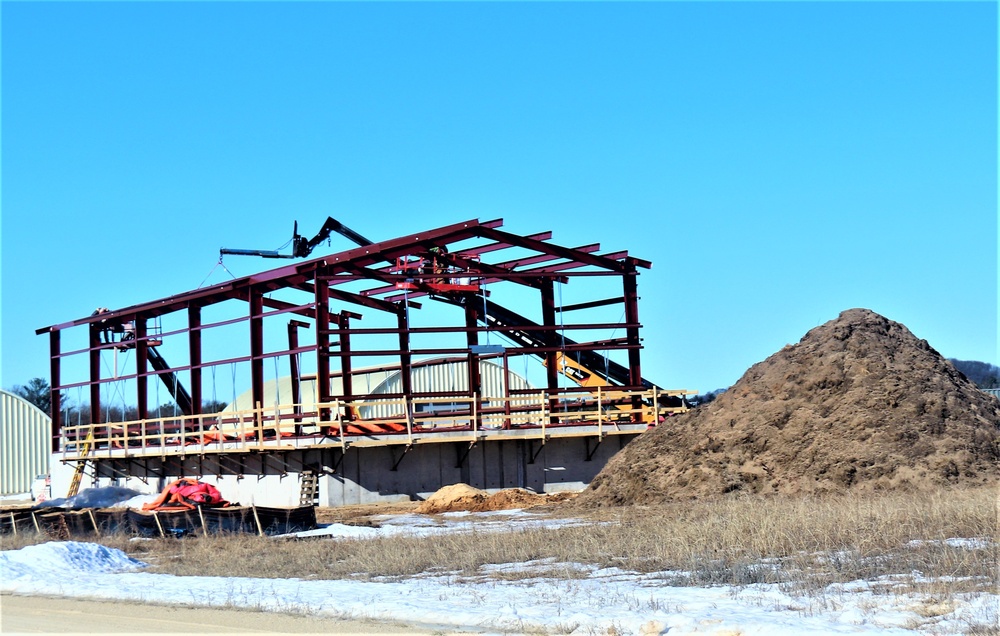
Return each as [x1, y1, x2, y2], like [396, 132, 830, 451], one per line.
[540, 391, 547, 438]
[255, 401, 264, 444]
[197, 505, 208, 537]
[597, 385, 603, 437]
[407, 398, 414, 444]
[336, 400, 346, 451]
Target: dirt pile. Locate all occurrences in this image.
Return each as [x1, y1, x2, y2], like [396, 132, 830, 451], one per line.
[416, 483, 488, 514]
[416, 484, 558, 514]
[471, 488, 549, 512]
[580, 308, 1000, 506]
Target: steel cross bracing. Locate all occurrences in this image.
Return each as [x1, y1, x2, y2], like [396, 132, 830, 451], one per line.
[37, 218, 690, 462]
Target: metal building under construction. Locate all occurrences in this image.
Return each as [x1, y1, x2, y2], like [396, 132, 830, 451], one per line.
[37, 218, 691, 506]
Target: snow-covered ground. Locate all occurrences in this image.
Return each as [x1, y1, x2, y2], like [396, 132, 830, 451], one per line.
[2, 509, 995, 636]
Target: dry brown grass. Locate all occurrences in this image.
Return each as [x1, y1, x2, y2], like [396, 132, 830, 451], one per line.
[4, 487, 996, 603]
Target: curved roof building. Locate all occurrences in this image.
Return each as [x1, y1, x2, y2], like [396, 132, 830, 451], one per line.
[1, 389, 51, 496]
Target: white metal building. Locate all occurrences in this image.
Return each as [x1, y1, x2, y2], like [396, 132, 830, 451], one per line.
[0, 389, 51, 496]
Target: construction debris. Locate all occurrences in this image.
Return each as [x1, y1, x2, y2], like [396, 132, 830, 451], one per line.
[1, 504, 316, 538]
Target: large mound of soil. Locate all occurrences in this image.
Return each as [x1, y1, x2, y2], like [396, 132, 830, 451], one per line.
[580, 308, 1000, 506]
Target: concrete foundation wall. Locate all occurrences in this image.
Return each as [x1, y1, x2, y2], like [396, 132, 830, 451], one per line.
[50, 434, 638, 507]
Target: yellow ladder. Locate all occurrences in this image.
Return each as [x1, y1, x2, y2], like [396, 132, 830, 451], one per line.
[67, 429, 96, 497]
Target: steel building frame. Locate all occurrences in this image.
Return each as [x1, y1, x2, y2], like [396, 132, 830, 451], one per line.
[38, 218, 688, 468]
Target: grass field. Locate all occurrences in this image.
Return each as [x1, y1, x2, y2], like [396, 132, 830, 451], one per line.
[2, 487, 997, 633]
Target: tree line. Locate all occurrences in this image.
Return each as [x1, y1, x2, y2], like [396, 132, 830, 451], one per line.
[948, 359, 1000, 389]
[7, 377, 228, 422]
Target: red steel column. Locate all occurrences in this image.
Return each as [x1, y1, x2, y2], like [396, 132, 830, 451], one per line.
[623, 262, 643, 420]
[188, 306, 202, 417]
[49, 330, 61, 452]
[287, 320, 307, 428]
[249, 287, 265, 431]
[339, 312, 354, 420]
[397, 311, 413, 398]
[540, 279, 559, 424]
[315, 281, 331, 423]
[465, 300, 482, 427]
[622, 265, 642, 387]
[136, 318, 148, 420]
[89, 325, 102, 426]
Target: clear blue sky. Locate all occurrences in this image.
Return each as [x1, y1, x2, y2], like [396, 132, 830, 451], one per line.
[2, 1, 997, 397]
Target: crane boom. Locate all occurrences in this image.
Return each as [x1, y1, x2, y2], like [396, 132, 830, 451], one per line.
[221, 217, 372, 260]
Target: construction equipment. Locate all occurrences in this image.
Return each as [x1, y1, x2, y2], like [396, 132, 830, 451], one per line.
[220, 217, 374, 259]
[223, 217, 482, 293]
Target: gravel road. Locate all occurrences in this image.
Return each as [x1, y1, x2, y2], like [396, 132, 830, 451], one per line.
[1, 594, 462, 634]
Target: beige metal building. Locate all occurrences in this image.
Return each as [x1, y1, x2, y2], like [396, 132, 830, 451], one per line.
[0, 389, 51, 496]
[222, 358, 534, 424]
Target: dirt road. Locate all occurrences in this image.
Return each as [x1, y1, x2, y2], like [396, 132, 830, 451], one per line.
[1, 594, 462, 634]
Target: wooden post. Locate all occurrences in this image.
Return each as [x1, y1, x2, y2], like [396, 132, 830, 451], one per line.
[88, 509, 100, 537]
[252, 505, 264, 536]
[31, 512, 41, 534]
[153, 510, 165, 538]
[9, 512, 17, 536]
[197, 505, 208, 537]
[597, 385, 603, 437]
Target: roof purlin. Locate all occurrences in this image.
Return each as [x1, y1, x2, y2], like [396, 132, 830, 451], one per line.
[473, 226, 635, 273]
[37, 219, 491, 334]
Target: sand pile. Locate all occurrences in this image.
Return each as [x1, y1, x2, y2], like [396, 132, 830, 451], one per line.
[580, 308, 1000, 506]
[416, 484, 553, 514]
[416, 483, 488, 514]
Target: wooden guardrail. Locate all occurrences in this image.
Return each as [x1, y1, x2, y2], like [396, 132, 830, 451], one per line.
[59, 387, 691, 459]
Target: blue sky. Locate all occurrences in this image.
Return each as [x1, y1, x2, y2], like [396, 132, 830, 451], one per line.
[1, 1, 996, 398]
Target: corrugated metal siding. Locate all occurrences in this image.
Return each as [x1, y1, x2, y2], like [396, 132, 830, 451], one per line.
[985, 388, 1000, 398]
[360, 359, 533, 419]
[0, 389, 52, 495]
[223, 369, 396, 414]
[219, 360, 532, 424]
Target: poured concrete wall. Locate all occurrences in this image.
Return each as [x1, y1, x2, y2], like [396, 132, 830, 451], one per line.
[53, 433, 638, 508]
[320, 434, 636, 506]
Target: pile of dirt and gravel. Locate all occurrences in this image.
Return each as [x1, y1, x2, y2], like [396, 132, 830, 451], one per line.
[415, 483, 489, 514]
[415, 484, 563, 514]
[579, 308, 1000, 506]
